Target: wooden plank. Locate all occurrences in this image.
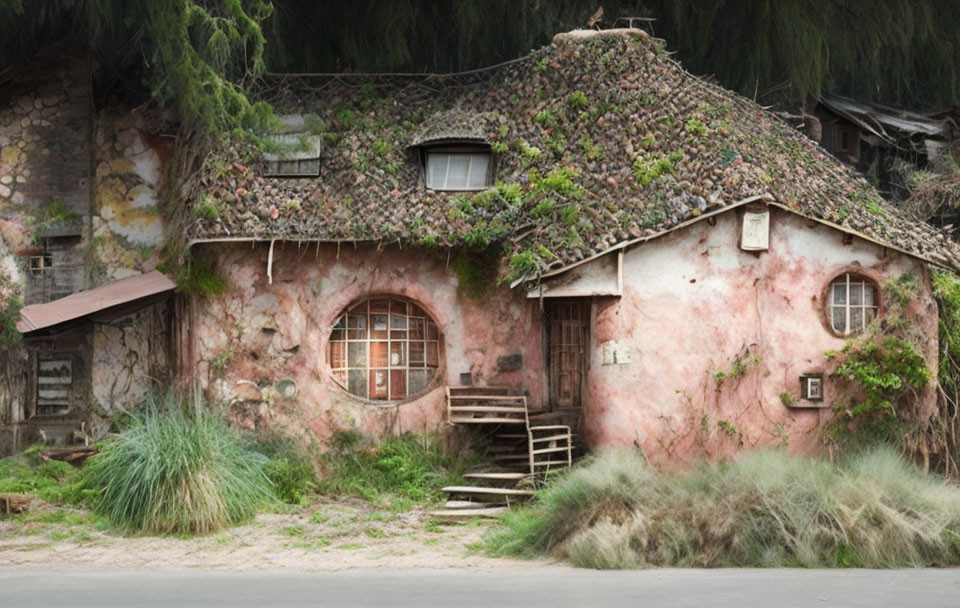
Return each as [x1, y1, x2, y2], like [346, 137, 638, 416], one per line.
[442, 486, 535, 496]
[530, 434, 572, 443]
[531, 460, 571, 467]
[528, 425, 572, 432]
[448, 386, 513, 395]
[531, 446, 572, 456]
[444, 500, 506, 510]
[448, 395, 526, 401]
[463, 472, 528, 480]
[449, 417, 526, 425]
[448, 405, 528, 413]
[428, 507, 508, 519]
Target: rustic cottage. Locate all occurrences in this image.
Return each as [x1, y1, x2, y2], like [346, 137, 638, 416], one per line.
[2, 29, 960, 461]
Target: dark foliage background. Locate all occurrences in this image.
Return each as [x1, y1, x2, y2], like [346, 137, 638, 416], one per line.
[1, 1, 958, 118]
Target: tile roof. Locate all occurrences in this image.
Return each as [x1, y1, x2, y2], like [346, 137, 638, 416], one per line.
[190, 28, 960, 279]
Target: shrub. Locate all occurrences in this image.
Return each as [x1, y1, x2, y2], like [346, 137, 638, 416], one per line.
[83, 393, 273, 535]
[485, 448, 960, 568]
[319, 432, 475, 506]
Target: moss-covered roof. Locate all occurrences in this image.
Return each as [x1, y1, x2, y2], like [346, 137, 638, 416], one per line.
[190, 29, 960, 279]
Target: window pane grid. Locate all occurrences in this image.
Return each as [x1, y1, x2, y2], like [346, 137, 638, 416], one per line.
[425, 152, 491, 191]
[330, 298, 440, 401]
[829, 274, 878, 335]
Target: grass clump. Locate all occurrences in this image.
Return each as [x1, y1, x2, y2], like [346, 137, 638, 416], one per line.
[0, 446, 90, 505]
[319, 431, 474, 507]
[485, 447, 960, 568]
[83, 393, 273, 535]
[255, 437, 318, 506]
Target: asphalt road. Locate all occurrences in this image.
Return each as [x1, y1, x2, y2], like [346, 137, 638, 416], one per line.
[2, 567, 959, 607]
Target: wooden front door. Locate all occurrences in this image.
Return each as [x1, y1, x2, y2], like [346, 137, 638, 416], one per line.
[546, 299, 589, 409]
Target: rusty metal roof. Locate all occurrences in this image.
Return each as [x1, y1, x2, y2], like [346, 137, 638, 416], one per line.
[17, 270, 175, 334]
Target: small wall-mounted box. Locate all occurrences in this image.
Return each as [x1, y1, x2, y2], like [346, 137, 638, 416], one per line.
[800, 374, 824, 402]
[740, 208, 770, 251]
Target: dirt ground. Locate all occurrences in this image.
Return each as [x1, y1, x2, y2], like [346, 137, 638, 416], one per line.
[0, 499, 546, 572]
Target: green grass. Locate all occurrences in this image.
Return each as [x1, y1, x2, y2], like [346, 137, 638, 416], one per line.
[82, 392, 274, 535]
[0, 447, 90, 505]
[318, 432, 476, 507]
[485, 447, 960, 568]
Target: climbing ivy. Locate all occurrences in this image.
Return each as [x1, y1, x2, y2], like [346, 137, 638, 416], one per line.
[828, 274, 931, 448]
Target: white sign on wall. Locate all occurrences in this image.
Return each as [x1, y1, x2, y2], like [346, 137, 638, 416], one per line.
[741, 209, 770, 251]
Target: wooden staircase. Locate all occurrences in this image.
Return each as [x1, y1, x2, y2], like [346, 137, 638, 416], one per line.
[429, 386, 574, 519]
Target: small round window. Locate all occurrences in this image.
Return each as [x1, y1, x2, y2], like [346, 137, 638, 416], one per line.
[328, 297, 442, 401]
[827, 273, 878, 336]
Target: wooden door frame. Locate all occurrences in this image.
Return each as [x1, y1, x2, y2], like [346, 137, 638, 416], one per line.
[541, 297, 592, 412]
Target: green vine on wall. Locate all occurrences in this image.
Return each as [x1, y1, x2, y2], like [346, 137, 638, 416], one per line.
[828, 273, 931, 448]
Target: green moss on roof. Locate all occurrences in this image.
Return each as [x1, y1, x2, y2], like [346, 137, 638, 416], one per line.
[190, 29, 960, 278]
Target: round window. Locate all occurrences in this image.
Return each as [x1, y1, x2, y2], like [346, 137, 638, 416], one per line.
[328, 297, 442, 401]
[827, 273, 879, 336]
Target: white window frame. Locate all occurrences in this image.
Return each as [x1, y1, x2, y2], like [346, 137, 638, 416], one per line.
[828, 273, 878, 336]
[424, 148, 492, 191]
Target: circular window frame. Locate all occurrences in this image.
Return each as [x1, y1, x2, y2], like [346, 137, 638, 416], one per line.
[820, 271, 882, 338]
[326, 295, 446, 405]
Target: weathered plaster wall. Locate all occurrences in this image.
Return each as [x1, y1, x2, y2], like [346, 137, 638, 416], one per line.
[193, 242, 544, 445]
[91, 302, 171, 417]
[91, 109, 168, 283]
[584, 208, 938, 462]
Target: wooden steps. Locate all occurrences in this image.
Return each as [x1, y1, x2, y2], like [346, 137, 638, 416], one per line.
[440, 385, 578, 519]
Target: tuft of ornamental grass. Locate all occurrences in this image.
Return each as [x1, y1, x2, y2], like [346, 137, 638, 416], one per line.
[83, 393, 274, 535]
[485, 447, 960, 568]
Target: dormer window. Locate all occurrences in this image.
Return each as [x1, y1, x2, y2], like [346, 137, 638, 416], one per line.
[424, 145, 492, 191]
[262, 114, 321, 177]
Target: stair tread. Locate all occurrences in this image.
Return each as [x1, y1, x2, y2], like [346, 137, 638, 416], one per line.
[442, 486, 535, 496]
[449, 405, 528, 413]
[444, 500, 506, 509]
[428, 507, 508, 518]
[464, 472, 528, 480]
[449, 417, 526, 424]
[448, 395, 526, 401]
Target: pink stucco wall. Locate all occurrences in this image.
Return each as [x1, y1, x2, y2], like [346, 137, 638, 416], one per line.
[190, 208, 938, 460]
[584, 208, 938, 462]
[192, 242, 544, 445]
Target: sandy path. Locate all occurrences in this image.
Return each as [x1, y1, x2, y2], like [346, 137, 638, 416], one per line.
[0, 498, 547, 572]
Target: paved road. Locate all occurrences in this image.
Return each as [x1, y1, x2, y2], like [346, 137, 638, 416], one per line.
[2, 568, 959, 607]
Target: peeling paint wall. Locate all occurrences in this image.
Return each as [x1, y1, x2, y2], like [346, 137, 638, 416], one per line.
[192, 242, 544, 445]
[91, 109, 168, 283]
[584, 208, 938, 462]
[91, 302, 171, 415]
